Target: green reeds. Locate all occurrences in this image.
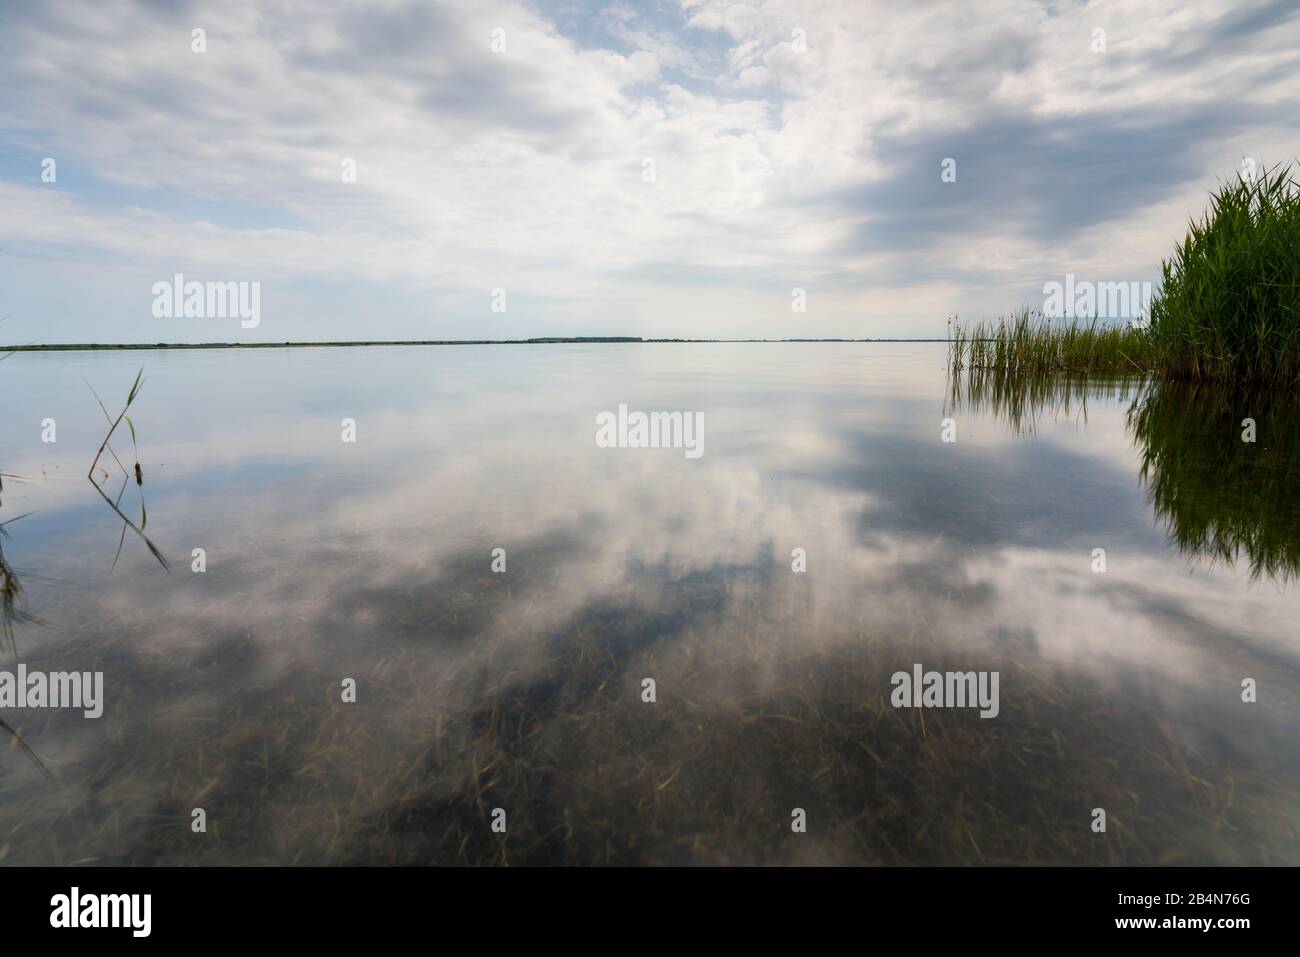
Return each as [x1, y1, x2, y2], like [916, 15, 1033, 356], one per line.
[952, 164, 1300, 384]
[949, 308, 1155, 380]
[86, 368, 170, 571]
[1147, 163, 1300, 383]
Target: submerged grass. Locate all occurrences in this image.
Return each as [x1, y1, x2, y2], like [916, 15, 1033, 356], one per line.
[4, 565, 1294, 865]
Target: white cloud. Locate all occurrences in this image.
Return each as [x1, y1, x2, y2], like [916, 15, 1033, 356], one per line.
[0, 0, 1296, 340]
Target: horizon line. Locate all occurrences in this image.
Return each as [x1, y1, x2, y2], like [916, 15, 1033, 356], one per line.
[3, 337, 950, 352]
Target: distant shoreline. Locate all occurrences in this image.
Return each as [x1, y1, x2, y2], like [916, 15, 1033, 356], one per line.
[2, 337, 948, 352]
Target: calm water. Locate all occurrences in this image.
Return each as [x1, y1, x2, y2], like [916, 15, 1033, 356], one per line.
[1, 343, 1297, 865]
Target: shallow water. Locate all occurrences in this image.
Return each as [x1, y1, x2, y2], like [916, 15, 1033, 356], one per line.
[0, 343, 1297, 865]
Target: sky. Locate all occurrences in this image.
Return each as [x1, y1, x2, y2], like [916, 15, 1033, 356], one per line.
[0, 0, 1297, 344]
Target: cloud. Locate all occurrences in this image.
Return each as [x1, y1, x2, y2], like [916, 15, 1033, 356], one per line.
[0, 0, 1296, 341]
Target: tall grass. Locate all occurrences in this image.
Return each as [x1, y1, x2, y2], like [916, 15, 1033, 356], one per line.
[950, 164, 1300, 384]
[1147, 163, 1300, 383]
[949, 308, 1154, 379]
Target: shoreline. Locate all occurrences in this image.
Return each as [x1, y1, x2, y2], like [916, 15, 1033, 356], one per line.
[2, 337, 948, 352]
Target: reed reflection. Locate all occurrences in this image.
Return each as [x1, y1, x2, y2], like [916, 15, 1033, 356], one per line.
[950, 370, 1300, 584]
[1130, 382, 1300, 583]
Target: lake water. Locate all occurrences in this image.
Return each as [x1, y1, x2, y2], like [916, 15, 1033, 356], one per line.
[1, 343, 1297, 865]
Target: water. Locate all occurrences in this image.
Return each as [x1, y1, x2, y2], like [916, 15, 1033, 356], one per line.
[1, 343, 1296, 865]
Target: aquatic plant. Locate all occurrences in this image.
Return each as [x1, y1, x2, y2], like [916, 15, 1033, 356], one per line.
[946, 359, 1140, 435]
[1146, 163, 1300, 383]
[1, 319, 52, 777]
[0, 515, 38, 657]
[951, 164, 1300, 384]
[86, 368, 170, 572]
[8, 558, 1289, 865]
[948, 308, 1155, 379]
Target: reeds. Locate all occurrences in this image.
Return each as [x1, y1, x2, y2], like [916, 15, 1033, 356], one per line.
[86, 368, 169, 571]
[0, 514, 37, 655]
[951, 164, 1300, 384]
[1147, 163, 1300, 384]
[948, 308, 1152, 435]
[0, 489, 51, 779]
[948, 309, 1155, 380]
[0, 317, 50, 776]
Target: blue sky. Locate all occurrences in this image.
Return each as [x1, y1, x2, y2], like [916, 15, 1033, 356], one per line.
[1, 0, 1297, 343]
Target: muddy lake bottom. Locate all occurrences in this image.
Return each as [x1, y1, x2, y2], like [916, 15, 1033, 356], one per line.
[1, 343, 1297, 865]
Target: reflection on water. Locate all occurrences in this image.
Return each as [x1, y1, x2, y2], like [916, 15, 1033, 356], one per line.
[85, 368, 171, 573]
[949, 366, 1300, 582]
[0, 344, 1297, 865]
[1132, 382, 1300, 583]
[946, 364, 1142, 437]
[0, 511, 32, 652]
[0, 505, 52, 777]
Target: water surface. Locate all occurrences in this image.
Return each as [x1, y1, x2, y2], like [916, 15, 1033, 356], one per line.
[1, 343, 1297, 864]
